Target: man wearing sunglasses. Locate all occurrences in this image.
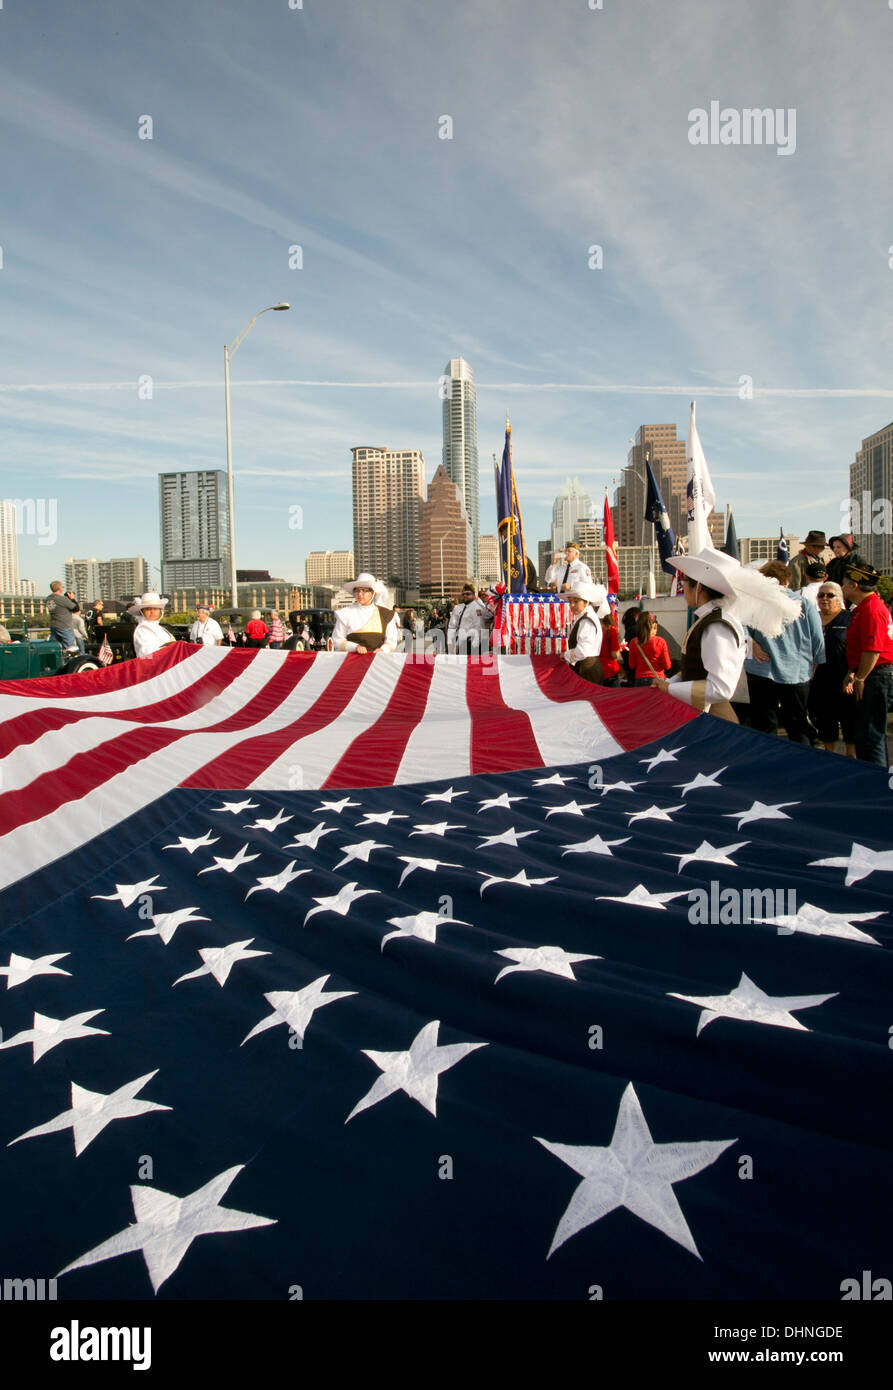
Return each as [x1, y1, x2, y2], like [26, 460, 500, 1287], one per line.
[841, 557, 893, 765]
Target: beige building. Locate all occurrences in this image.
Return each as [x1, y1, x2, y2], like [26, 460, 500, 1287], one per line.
[64, 556, 149, 603]
[478, 534, 500, 584]
[304, 549, 355, 587]
[850, 422, 893, 575]
[615, 423, 723, 552]
[738, 535, 800, 567]
[352, 446, 425, 589]
[418, 465, 473, 598]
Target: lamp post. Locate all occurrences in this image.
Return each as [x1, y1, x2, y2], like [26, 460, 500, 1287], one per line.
[224, 302, 290, 608]
[439, 525, 462, 599]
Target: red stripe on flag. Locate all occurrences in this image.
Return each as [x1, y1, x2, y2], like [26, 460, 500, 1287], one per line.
[466, 657, 543, 774]
[180, 651, 372, 789]
[0, 639, 191, 700]
[528, 657, 699, 750]
[322, 656, 436, 788]
[0, 649, 260, 758]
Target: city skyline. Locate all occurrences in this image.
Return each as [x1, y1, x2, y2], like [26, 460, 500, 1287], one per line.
[2, 3, 892, 592]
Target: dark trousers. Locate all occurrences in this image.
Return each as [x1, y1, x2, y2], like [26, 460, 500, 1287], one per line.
[747, 673, 812, 743]
[853, 665, 893, 766]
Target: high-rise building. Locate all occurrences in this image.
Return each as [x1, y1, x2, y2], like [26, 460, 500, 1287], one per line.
[351, 447, 425, 588]
[159, 470, 230, 593]
[850, 422, 893, 575]
[478, 534, 500, 584]
[65, 557, 150, 603]
[0, 501, 20, 595]
[304, 550, 355, 587]
[615, 423, 723, 552]
[550, 478, 594, 552]
[441, 358, 479, 574]
[418, 466, 473, 598]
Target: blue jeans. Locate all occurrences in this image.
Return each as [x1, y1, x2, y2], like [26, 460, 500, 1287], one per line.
[853, 665, 893, 766]
[51, 628, 80, 654]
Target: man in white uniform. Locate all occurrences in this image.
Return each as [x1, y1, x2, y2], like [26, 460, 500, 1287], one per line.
[562, 581, 609, 683]
[129, 592, 177, 660]
[555, 542, 593, 592]
[189, 604, 224, 646]
[332, 573, 401, 654]
[447, 583, 491, 654]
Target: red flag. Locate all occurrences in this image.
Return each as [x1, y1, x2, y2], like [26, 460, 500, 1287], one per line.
[604, 495, 620, 593]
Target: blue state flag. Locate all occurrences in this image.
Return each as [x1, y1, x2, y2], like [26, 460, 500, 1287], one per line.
[644, 459, 678, 575]
[496, 423, 527, 593]
[777, 528, 790, 563]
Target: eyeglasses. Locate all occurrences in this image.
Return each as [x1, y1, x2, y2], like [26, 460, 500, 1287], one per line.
[817, 592, 836, 598]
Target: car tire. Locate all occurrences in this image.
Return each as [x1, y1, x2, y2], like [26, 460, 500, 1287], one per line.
[62, 655, 103, 674]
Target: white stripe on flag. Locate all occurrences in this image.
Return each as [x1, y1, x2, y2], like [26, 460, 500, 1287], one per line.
[394, 656, 472, 784]
[496, 657, 624, 765]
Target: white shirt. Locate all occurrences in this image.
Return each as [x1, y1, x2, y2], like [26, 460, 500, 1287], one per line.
[556, 558, 593, 590]
[133, 620, 176, 659]
[448, 599, 489, 633]
[332, 603, 401, 653]
[563, 605, 603, 664]
[801, 583, 822, 609]
[667, 601, 746, 708]
[544, 562, 564, 588]
[189, 617, 223, 645]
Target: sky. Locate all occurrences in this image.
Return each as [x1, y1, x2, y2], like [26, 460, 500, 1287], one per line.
[2, 0, 892, 592]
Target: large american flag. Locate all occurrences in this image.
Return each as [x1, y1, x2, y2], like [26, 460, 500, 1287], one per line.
[0, 647, 890, 1300]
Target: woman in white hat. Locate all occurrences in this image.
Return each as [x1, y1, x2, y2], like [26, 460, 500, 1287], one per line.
[654, 548, 800, 720]
[332, 573, 401, 654]
[128, 592, 176, 660]
[563, 580, 610, 684]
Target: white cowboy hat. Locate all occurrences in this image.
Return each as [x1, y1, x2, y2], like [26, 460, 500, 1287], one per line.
[674, 547, 801, 638]
[345, 571, 384, 597]
[128, 591, 168, 616]
[568, 580, 610, 618]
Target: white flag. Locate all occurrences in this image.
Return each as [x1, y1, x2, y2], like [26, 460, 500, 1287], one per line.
[686, 400, 716, 554]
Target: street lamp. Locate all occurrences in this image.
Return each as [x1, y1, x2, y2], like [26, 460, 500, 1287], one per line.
[439, 525, 462, 598]
[224, 302, 290, 608]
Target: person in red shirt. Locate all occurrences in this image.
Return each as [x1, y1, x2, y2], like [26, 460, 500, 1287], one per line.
[244, 610, 269, 649]
[599, 612, 622, 686]
[841, 556, 893, 765]
[628, 611, 671, 686]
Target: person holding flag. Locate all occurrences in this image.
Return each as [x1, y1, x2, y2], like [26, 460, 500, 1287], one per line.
[563, 580, 610, 684]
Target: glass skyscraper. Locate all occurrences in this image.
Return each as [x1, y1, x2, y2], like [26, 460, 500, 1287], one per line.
[441, 358, 479, 576]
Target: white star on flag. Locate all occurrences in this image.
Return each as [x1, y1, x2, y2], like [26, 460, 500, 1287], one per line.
[313, 796, 361, 815]
[597, 884, 688, 910]
[762, 902, 883, 946]
[562, 834, 630, 858]
[667, 840, 749, 873]
[0, 1009, 109, 1064]
[284, 822, 339, 851]
[357, 810, 408, 827]
[724, 800, 799, 830]
[669, 972, 837, 1035]
[478, 793, 527, 812]
[674, 768, 728, 796]
[494, 946, 600, 983]
[210, 800, 259, 815]
[380, 911, 470, 951]
[627, 804, 684, 825]
[0, 952, 70, 989]
[92, 877, 166, 909]
[242, 976, 357, 1046]
[478, 827, 538, 850]
[247, 808, 293, 833]
[57, 1166, 276, 1294]
[533, 773, 575, 787]
[543, 800, 597, 819]
[423, 787, 468, 803]
[9, 1071, 171, 1157]
[245, 862, 310, 899]
[162, 831, 220, 854]
[345, 1020, 486, 1122]
[198, 843, 260, 876]
[810, 842, 893, 886]
[127, 907, 210, 945]
[174, 940, 270, 987]
[598, 780, 643, 795]
[536, 1082, 735, 1258]
[639, 748, 679, 772]
[409, 822, 462, 838]
[333, 839, 388, 870]
[479, 868, 558, 896]
[304, 881, 379, 925]
[397, 856, 461, 886]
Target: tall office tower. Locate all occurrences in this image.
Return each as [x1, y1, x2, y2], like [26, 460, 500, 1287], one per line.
[441, 358, 479, 575]
[614, 423, 723, 551]
[0, 502, 20, 594]
[576, 518, 604, 584]
[65, 557, 150, 603]
[478, 534, 500, 584]
[850, 421, 893, 574]
[64, 558, 103, 602]
[304, 550, 355, 586]
[550, 478, 594, 551]
[537, 539, 554, 583]
[418, 466, 473, 598]
[351, 447, 425, 588]
[159, 470, 230, 593]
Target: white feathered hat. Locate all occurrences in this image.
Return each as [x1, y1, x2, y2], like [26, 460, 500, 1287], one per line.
[674, 547, 800, 638]
[127, 591, 168, 617]
[568, 580, 610, 618]
[345, 571, 386, 598]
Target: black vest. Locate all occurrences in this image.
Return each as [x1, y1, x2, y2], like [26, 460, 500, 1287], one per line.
[680, 607, 740, 681]
[351, 605, 395, 651]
